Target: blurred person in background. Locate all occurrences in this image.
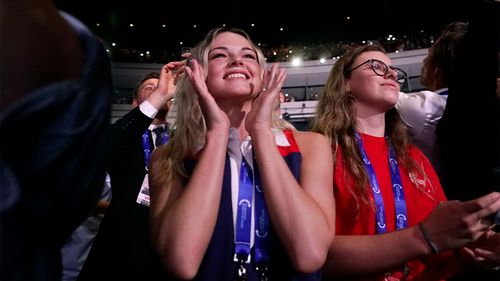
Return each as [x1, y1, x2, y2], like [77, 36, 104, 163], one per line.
[0, 0, 112, 280]
[77, 66, 178, 281]
[396, 21, 468, 171]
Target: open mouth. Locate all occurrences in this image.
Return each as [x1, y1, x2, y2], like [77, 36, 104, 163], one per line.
[224, 72, 249, 79]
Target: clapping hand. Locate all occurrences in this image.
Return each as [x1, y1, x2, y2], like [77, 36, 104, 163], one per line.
[184, 58, 230, 131]
[245, 63, 286, 136]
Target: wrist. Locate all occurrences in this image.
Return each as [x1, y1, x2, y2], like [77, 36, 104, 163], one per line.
[248, 126, 274, 139]
[148, 91, 172, 109]
[418, 222, 440, 254]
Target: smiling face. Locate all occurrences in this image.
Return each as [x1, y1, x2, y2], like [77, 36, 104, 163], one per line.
[346, 51, 400, 115]
[205, 32, 262, 103]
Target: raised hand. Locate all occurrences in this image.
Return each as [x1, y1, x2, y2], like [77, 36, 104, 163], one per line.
[245, 63, 286, 135]
[148, 61, 184, 110]
[160, 61, 185, 100]
[183, 58, 229, 131]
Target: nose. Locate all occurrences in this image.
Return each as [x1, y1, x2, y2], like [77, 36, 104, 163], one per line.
[385, 68, 398, 80]
[229, 55, 243, 66]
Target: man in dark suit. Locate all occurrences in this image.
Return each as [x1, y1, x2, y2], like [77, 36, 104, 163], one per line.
[78, 62, 182, 281]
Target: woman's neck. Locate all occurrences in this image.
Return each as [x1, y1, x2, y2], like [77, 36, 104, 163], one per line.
[355, 114, 385, 137]
[219, 100, 252, 139]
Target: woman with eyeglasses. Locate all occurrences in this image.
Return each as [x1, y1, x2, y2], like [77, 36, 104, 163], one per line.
[311, 44, 500, 280]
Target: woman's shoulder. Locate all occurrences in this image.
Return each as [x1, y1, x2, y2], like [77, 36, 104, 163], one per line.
[290, 130, 331, 153]
[407, 144, 429, 161]
[292, 130, 329, 143]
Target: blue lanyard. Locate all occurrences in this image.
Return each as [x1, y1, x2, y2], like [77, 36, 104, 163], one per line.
[354, 132, 408, 233]
[142, 131, 152, 169]
[234, 157, 253, 263]
[142, 128, 169, 169]
[153, 127, 170, 147]
[253, 162, 270, 266]
[234, 156, 270, 266]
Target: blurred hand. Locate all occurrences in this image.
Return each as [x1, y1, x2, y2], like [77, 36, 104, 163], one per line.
[421, 192, 500, 252]
[460, 230, 500, 270]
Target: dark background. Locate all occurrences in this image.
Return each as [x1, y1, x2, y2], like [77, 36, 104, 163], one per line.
[55, 0, 483, 62]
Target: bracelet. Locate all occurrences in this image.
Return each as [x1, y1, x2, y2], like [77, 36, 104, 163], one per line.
[418, 222, 440, 254]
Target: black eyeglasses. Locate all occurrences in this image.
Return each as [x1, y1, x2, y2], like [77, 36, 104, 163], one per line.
[346, 59, 407, 84]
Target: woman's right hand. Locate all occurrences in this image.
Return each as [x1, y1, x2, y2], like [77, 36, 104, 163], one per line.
[245, 63, 286, 136]
[420, 192, 500, 252]
[183, 58, 229, 131]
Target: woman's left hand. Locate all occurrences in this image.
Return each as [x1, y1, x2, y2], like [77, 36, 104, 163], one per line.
[245, 63, 286, 135]
[461, 230, 500, 271]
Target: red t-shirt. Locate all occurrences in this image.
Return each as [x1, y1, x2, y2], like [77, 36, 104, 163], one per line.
[334, 133, 452, 280]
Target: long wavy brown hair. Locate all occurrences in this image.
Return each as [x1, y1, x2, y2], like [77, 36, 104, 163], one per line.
[311, 45, 430, 210]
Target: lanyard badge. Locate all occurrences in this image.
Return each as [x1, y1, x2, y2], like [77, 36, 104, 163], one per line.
[234, 157, 270, 280]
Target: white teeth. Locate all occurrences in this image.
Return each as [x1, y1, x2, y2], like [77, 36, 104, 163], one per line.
[226, 73, 246, 79]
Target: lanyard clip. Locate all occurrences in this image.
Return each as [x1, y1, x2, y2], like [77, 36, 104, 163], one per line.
[233, 253, 251, 264]
[233, 257, 248, 281]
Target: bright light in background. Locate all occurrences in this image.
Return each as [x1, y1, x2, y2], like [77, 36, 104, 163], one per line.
[292, 57, 302, 66]
[387, 34, 396, 41]
[111, 42, 116, 47]
[319, 58, 326, 64]
[129, 23, 134, 27]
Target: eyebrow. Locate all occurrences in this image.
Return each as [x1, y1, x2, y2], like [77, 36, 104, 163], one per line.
[209, 46, 256, 54]
[141, 82, 157, 87]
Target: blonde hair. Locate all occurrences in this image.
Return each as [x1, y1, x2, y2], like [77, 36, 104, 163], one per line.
[311, 45, 430, 210]
[153, 27, 295, 184]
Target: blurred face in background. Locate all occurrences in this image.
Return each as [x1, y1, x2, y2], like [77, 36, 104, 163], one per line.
[132, 78, 159, 106]
[420, 55, 437, 90]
